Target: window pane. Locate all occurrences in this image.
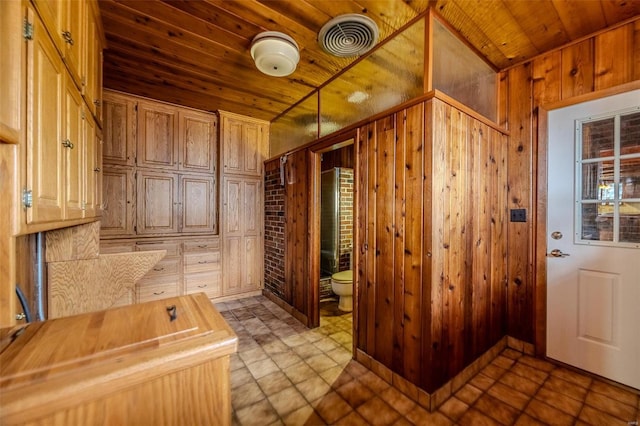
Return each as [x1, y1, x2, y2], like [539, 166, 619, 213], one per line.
[581, 204, 613, 241]
[581, 162, 614, 200]
[620, 158, 640, 199]
[620, 111, 640, 155]
[620, 202, 640, 243]
[270, 93, 318, 157]
[582, 118, 614, 159]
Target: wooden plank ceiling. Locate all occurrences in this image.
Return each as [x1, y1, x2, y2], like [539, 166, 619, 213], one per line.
[99, 0, 640, 121]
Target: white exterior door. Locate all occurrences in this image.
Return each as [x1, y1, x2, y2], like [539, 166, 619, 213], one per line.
[547, 89, 640, 390]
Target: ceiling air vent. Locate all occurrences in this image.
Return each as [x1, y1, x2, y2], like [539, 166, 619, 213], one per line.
[318, 14, 379, 58]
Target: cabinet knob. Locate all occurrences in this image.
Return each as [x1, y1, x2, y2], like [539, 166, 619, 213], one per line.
[62, 30, 74, 45]
[62, 139, 74, 149]
[94, 167, 101, 172]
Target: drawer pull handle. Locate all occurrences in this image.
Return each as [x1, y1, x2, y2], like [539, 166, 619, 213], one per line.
[197, 245, 208, 248]
[153, 267, 165, 271]
[166, 305, 177, 321]
[197, 285, 208, 288]
[153, 291, 165, 295]
[198, 261, 209, 264]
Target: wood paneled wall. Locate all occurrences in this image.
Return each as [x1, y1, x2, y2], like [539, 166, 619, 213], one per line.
[500, 18, 640, 347]
[357, 97, 508, 392]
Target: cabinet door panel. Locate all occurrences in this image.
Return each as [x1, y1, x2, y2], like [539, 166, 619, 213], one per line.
[27, 14, 64, 224]
[103, 93, 135, 165]
[181, 174, 215, 234]
[101, 167, 134, 236]
[137, 171, 178, 234]
[222, 178, 242, 235]
[63, 72, 84, 220]
[63, 0, 84, 88]
[222, 117, 243, 174]
[243, 123, 262, 176]
[243, 235, 261, 292]
[32, 0, 64, 51]
[243, 180, 261, 235]
[179, 110, 216, 173]
[222, 236, 242, 295]
[137, 102, 178, 170]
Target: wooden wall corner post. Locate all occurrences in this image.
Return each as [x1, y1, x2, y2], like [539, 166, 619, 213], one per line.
[0, 144, 17, 328]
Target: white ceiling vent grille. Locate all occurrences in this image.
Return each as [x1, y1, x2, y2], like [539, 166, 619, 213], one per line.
[318, 14, 379, 58]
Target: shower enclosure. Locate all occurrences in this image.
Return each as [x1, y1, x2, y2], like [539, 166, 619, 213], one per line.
[320, 168, 340, 277]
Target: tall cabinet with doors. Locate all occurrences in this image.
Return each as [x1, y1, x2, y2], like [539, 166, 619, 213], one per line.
[219, 111, 268, 297]
[100, 95, 268, 304]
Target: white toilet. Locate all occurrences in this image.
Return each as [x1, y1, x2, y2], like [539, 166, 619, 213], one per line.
[331, 270, 353, 312]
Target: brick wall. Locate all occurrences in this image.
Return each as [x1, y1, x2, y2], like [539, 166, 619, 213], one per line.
[264, 160, 285, 298]
[338, 168, 354, 271]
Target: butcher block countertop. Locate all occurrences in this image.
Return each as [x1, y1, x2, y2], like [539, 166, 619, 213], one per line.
[0, 293, 238, 425]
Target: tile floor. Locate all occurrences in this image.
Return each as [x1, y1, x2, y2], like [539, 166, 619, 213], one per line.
[215, 296, 640, 425]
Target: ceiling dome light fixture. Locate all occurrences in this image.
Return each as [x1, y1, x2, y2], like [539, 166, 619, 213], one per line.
[250, 31, 300, 77]
[318, 14, 379, 57]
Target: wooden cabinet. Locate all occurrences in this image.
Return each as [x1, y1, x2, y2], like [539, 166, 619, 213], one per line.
[137, 101, 179, 170]
[135, 240, 181, 303]
[220, 111, 268, 177]
[101, 166, 135, 236]
[26, 7, 65, 224]
[0, 0, 23, 144]
[136, 171, 215, 235]
[101, 90, 218, 238]
[0, 294, 237, 426]
[222, 177, 263, 295]
[84, 1, 104, 123]
[184, 239, 222, 299]
[17, 1, 103, 232]
[103, 91, 136, 166]
[179, 109, 217, 173]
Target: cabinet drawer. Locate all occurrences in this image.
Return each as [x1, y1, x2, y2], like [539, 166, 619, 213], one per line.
[185, 271, 221, 299]
[184, 252, 220, 273]
[183, 239, 220, 252]
[135, 241, 181, 257]
[144, 258, 181, 278]
[137, 281, 179, 303]
[100, 241, 136, 254]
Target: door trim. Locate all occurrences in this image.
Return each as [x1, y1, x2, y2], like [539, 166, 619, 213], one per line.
[534, 84, 640, 357]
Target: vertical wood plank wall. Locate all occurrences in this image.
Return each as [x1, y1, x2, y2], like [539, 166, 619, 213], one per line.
[501, 19, 640, 346]
[357, 98, 508, 392]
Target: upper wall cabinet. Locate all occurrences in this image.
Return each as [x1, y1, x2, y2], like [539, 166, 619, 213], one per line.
[179, 110, 217, 174]
[16, 1, 104, 233]
[220, 111, 268, 177]
[137, 101, 179, 170]
[0, 1, 23, 144]
[103, 92, 136, 166]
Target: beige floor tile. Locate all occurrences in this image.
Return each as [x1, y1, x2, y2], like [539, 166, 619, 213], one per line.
[590, 380, 639, 408]
[230, 353, 245, 371]
[268, 386, 308, 417]
[271, 350, 303, 370]
[231, 367, 254, 389]
[455, 383, 483, 405]
[239, 346, 268, 365]
[550, 367, 593, 389]
[356, 396, 401, 426]
[525, 399, 575, 426]
[541, 375, 589, 402]
[334, 410, 368, 425]
[487, 381, 530, 410]
[294, 343, 322, 360]
[457, 408, 501, 426]
[232, 381, 266, 411]
[437, 396, 469, 422]
[257, 371, 294, 395]
[518, 355, 555, 372]
[314, 337, 341, 352]
[313, 391, 353, 424]
[344, 360, 370, 378]
[320, 365, 354, 388]
[235, 398, 279, 426]
[262, 339, 290, 355]
[283, 361, 316, 384]
[336, 379, 375, 408]
[246, 357, 280, 380]
[584, 390, 637, 421]
[406, 405, 453, 425]
[281, 404, 321, 426]
[281, 334, 308, 348]
[296, 375, 332, 402]
[491, 354, 516, 370]
[469, 373, 496, 391]
[306, 353, 339, 373]
[379, 386, 416, 415]
[326, 347, 353, 365]
[534, 386, 583, 416]
[510, 362, 550, 385]
[474, 393, 520, 425]
[359, 370, 392, 393]
[498, 371, 540, 396]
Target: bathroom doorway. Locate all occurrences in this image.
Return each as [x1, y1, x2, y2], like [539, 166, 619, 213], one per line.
[309, 134, 356, 353]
